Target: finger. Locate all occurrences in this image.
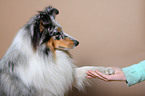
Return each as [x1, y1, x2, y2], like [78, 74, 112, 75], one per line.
[87, 70, 99, 76]
[88, 71, 108, 81]
[87, 71, 96, 78]
[95, 70, 112, 81]
[87, 70, 101, 77]
[87, 76, 93, 78]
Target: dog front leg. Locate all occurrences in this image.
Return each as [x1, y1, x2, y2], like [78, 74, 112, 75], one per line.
[74, 66, 114, 90]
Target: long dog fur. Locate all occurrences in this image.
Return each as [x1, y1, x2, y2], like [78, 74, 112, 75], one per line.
[0, 6, 114, 96]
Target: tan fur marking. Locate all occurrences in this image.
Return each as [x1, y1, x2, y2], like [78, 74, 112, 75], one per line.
[53, 37, 74, 49]
[57, 27, 61, 32]
[46, 37, 74, 51]
[40, 20, 44, 32]
[46, 38, 55, 53]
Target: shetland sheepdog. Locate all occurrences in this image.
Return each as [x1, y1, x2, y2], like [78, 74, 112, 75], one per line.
[0, 6, 114, 96]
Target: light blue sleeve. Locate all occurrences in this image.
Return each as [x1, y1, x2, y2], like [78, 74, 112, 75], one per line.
[122, 60, 145, 87]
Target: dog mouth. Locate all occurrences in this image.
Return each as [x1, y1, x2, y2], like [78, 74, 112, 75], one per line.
[57, 45, 78, 50]
[58, 46, 73, 50]
[58, 46, 65, 49]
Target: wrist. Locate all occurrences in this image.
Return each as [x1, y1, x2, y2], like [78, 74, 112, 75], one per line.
[121, 69, 127, 81]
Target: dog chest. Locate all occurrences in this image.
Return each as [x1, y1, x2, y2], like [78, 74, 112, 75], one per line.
[16, 50, 75, 96]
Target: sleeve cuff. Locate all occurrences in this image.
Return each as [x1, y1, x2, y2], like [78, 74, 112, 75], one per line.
[122, 60, 145, 87]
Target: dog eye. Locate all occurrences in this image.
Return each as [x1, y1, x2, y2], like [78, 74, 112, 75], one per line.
[55, 34, 61, 40]
[55, 35, 60, 40]
[54, 32, 64, 40]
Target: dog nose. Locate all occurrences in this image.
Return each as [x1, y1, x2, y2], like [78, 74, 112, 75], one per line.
[74, 40, 79, 46]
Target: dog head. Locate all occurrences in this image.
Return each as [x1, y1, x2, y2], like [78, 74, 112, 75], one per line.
[28, 6, 79, 52]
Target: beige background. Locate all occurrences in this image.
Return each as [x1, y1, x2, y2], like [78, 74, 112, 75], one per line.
[0, 0, 145, 96]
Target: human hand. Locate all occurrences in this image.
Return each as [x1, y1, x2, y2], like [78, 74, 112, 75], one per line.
[87, 67, 126, 81]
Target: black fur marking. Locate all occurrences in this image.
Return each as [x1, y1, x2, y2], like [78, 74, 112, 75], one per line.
[43, 48, 50, 55]
[8, 61, 15, 72]
[32, 19, 40, 50]
[41, 32, 52, 44]
[40, 13, 52, 25]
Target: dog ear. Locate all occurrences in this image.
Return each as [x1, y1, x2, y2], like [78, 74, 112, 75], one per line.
[50, 8, 59, 19]
[38, 7, 59, 26]
[43, 7, 61, 28]
[44, 6, 59, 19]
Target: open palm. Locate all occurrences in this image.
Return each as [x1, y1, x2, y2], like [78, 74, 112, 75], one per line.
[87, 67, 126, 81]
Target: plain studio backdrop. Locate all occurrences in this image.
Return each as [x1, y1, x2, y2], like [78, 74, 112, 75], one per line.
[0, 0, 145, 96]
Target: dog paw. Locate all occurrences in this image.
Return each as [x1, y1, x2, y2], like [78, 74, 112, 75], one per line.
[76, 66, 115, 77]
[94, 67, 115, 75]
